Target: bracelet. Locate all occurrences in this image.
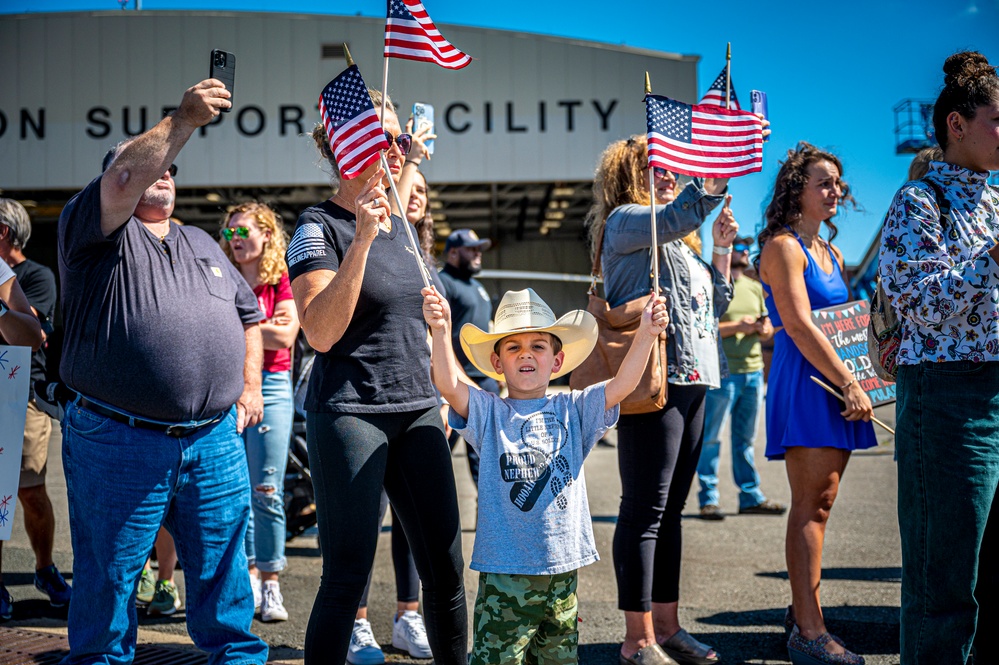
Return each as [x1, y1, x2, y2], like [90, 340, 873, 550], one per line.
[712, 245, 733, 255]
[404, 159, 421, 168]
[839, 377, 856, 391]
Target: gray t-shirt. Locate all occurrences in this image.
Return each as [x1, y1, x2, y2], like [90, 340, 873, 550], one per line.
[450, 382, 619, 575]
[57, 176, 263, 421]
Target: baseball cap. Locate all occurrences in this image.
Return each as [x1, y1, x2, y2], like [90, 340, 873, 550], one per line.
[445, 229, 492, 253]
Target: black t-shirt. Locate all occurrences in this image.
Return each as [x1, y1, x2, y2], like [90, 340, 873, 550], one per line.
[437, 263, 493, 379]
[57, 176, 263, 421]
[11, 258, 56, 387]
[287, 200, 437, 414]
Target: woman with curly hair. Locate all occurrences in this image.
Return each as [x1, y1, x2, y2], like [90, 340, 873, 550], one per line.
[879, 51, 999, 663]
[220, 201, 301, 623]
[757, 143, 875, 665]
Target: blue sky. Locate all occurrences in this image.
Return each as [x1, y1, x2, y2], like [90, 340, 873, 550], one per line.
[5, 0, 999, 262]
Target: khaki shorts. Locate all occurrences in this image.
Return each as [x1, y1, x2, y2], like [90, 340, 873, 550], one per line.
[20, 399, 53, 488]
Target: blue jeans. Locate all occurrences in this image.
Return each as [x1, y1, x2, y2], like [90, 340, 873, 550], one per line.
[696, 370, 767, 510]
[61, 403, 268, 665]
[244, 371, 293, 573]
[896, 361, 999, 664]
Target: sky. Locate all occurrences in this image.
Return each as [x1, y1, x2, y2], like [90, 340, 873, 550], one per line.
[4, 0, 999, 262]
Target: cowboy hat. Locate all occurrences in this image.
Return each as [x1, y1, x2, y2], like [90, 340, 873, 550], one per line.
[459, 288, 597, 382]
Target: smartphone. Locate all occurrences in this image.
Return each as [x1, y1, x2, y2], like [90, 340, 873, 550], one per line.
[750, 90, 768, 142]
[412, 102, 434, 155]
[209, 49, 236, 113]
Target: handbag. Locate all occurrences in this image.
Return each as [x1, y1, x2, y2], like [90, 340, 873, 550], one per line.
[569, 232, 668, 414]
[868, 177, 951, 382]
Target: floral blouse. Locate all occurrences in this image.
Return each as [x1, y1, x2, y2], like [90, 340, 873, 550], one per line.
[879, 161, 999, 364]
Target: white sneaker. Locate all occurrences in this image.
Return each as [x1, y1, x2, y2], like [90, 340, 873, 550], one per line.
[260, 580, 289, 622]
[347, 618, 385, 665]
[392, 610, 432, 659]
[250, 574, 262, 611]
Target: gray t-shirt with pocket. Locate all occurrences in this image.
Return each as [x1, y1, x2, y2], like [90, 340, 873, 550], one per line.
[450, 382, 619, 575]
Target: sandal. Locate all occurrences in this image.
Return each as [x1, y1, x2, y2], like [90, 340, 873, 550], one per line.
[787, 625, 864, 665]
[784, 605, 846, 646]
[659, 628, 720, 665]
[619, 643, 681, 665]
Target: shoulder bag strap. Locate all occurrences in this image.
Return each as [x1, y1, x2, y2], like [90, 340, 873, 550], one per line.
[920, 177, 951, 227]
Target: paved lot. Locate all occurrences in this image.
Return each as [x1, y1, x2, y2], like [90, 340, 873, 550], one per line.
[2, 402, 901, 664]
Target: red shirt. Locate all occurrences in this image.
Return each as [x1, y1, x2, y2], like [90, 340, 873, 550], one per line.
[254, 271, 294, 373]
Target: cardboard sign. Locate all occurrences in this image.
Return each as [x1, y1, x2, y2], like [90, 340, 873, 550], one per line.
[0, 345, 32, 540]
[812, 300, 896, 407]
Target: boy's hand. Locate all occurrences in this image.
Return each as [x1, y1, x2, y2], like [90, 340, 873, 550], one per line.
[643, 292, 669, 336]
[422, 285, 451, 331]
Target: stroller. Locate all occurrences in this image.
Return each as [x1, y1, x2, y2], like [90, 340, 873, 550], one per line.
[285, 348, 318, 541]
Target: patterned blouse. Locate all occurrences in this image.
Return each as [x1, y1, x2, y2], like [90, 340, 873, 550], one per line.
[879, 161, 999, 364]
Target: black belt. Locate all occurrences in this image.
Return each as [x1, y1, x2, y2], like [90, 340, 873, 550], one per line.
[77, 396, 226, 438]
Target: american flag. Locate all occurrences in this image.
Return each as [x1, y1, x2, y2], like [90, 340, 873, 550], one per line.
[646, 94, 763, 179]
[384, 0, 471, 69]
[319, 65, 390, 180]
[699, 67, 741, 110]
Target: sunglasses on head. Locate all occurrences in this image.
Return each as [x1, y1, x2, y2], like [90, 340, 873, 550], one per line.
[384, 131, 412, 156]
[221, 226, 250, 242]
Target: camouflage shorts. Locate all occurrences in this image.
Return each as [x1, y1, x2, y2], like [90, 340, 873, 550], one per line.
[470, 570, 579, 665]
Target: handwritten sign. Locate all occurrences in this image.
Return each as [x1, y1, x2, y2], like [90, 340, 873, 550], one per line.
[0, 345, 31, 540]
[812, 300, 896, 407]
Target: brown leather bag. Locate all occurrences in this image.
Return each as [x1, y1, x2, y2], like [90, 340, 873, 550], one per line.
[569, 234, 668, 414]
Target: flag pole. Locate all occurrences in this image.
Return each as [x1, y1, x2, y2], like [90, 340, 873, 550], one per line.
[380, 152, 432, 290]
[380, 56, 390, 131]
[645, 71, 660, 296]
[725, 42, 732, 110]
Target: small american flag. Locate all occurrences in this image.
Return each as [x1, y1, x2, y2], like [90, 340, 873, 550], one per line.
[319, 65, 390, 180]
[646, 94, 763, 179]
[699, 67, 741, 110]
[384, 0, 471, 69]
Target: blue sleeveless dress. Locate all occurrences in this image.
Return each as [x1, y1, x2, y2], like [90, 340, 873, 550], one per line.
[761, 233, 877, 460]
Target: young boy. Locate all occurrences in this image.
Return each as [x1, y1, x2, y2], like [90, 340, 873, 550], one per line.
[422, 286, 668, 664]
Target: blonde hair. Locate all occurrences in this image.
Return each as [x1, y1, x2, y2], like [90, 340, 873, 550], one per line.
[220, 202, 288, 286]
[682, 230, 702, 255]
[907, 146, 944, 181]
[585, 135, 651, 261]
[311, 89, 394, 192]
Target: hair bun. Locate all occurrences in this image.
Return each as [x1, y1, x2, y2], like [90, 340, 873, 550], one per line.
[943, 51, 996, 88]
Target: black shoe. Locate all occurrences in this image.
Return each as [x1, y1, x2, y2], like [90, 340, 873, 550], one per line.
[740, 499, 787, 515]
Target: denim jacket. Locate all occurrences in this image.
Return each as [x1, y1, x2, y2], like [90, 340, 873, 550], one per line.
[601, 180, 733, 380]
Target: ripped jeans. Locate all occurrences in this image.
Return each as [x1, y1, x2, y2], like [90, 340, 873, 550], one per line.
[244, 370, 293, 572]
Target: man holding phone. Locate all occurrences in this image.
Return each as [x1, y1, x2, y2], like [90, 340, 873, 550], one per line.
[696, 236, 784, 521]
[56, 76, 268, 664]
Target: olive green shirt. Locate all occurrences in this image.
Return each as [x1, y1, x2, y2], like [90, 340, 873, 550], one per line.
[721, 275, 767, 374]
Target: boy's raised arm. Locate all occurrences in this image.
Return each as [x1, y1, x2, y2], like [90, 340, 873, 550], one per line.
[422, 285, 471, 419]
[604, 293, 669, 411]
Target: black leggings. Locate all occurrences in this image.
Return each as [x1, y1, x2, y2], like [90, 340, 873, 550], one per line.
[613, 383, 707, 612]
[305, 407, 467, 664]
[358, 493, 420, 607]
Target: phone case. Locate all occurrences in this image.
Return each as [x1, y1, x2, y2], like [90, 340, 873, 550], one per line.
[210, 50, 236, 112]
[412, 102, 434, 155]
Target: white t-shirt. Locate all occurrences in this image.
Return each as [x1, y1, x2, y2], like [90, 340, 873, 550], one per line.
[0, 260, 14, 289]
[449, 382, 619, 575]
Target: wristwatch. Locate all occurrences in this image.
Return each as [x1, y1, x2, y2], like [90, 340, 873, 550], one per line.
[0, 297, 8, 318]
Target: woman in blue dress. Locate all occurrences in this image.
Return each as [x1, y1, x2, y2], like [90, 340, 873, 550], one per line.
[757, 142, 876, 665]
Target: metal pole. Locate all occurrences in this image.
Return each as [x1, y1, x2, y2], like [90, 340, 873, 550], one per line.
[380, 153, 431, 289]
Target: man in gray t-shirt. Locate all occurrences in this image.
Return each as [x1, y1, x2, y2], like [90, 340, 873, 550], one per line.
[56, 79, 267, 664]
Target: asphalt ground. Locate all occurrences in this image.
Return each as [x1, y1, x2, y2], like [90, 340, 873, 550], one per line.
[2, 400, 901, 664]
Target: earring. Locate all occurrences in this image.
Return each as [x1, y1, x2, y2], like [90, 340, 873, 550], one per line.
[957, 135, 964, 142]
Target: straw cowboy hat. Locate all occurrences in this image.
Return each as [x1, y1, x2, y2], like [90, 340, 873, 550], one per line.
[459, 288, 598, 382]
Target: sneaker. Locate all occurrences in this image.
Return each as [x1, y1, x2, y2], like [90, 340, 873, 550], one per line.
[147, 580, 181, 616]
[699, 505, 725, 521]
[250, 574, 262, 611]
[260, 580, 288, 622]
[347, 618, 385, 665]
[392, 610, 432, 659]
[135, 568, 156, 607]
[740, 499, 787, 515]
[34, 564, 72, 607]
[0, 584, 12, 621]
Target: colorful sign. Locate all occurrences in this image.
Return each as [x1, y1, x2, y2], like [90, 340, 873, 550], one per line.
[812, 300, 896, 407]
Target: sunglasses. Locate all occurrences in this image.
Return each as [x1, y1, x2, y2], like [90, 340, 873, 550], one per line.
[221, 226, 251, 242]
[733, 244, 751, 253]
[166, 164, 178, 178]
[384, 131, 412, 156]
